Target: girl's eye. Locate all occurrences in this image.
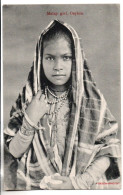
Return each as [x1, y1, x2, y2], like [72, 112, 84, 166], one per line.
[46, 56, 54, 61]
[63, 56, 72, 61]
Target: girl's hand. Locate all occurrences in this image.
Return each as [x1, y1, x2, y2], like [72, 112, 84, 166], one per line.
[47, 176, 74, 190]
[26, 90, 49, 125]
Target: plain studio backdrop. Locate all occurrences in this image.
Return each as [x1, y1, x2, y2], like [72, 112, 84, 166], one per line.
[3, 4, 120, 138]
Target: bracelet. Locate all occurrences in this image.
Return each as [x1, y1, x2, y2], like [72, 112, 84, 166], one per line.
[69, 177, 80, 190]
[75, 174, 91, 190]
[20, 117, 35, 136]
[23, 110, 45, 130]
[79, 176, 90, 189]
[20, 125, 35, 136]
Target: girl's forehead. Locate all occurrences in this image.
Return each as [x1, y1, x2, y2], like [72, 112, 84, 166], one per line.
[43, 37, 72, 53]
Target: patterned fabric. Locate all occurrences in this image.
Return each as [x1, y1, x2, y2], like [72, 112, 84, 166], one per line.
[4, 20, 120, 190]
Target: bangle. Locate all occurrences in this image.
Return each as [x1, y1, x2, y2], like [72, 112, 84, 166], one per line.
[20, 125, 35, 136]
[79, 176, 90, 189]
[75, 174, 91, 190]
[20, 117, 35, 136]
[23, 110, 45, 130]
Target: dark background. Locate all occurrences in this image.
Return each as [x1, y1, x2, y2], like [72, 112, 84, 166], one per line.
[3, 4, 120, 138]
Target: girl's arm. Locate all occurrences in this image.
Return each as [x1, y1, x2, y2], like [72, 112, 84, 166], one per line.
[70, 156, 110, 189]
[9, 116, 35, 158]
[46, 156, 110, 190]
[8, 90, 48, 159]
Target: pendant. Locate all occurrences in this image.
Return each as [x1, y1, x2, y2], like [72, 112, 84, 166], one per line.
[47, 120, 52, 137]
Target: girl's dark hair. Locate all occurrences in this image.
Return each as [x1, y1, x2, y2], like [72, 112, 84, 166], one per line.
[42, 22, 73, 48]
[40, 22, 74, 90]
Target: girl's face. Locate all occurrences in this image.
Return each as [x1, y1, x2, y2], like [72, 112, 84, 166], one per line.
[42, 37, 72, 87]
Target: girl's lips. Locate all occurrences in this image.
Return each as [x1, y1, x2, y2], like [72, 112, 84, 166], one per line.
[52, 74, 66, 77]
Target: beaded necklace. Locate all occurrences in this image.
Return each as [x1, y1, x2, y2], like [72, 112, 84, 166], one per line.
[47, 86, 68, 99]
[45, 86, 69, 116]
[44, 86, 70, 152]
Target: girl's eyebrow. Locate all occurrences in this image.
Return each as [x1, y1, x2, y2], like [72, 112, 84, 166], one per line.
[44, 54, 55, 57]
[61, 53, 72, 56]
[44, 53, 72, 56]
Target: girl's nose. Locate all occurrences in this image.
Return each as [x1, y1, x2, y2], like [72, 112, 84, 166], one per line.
[53, 59, 63, 71]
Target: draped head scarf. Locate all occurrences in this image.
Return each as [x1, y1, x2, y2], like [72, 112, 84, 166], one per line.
[4, 20, 120, 190]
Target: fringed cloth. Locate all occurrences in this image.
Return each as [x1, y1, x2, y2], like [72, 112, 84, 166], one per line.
[4, 20, 121, 190]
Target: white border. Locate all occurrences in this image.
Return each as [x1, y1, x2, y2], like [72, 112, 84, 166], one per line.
[1, 0, 122, 195]
[0, 0, 122, 4]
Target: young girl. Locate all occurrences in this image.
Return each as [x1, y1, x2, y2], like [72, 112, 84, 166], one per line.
[4, 20, 120, 190]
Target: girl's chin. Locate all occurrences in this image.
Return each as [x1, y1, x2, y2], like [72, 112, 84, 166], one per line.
[45, 77, 71, 89]
[48, 81, 69, 91]
[49, 80, 69, 87]
[50, 83, 67, 88]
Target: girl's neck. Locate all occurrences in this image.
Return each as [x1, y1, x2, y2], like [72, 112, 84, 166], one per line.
[48, 83, 68, 96]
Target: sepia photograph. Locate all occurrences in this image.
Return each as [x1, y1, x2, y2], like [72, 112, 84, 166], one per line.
[2, 4, 121, 191]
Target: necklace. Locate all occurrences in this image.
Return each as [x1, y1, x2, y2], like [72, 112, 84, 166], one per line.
[45, 86, 69, 105]
[48, 99, 66, 116]
[48, 86, 68, 92]
[45, 86, 69, 116]
[47, 86, 68, 99]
